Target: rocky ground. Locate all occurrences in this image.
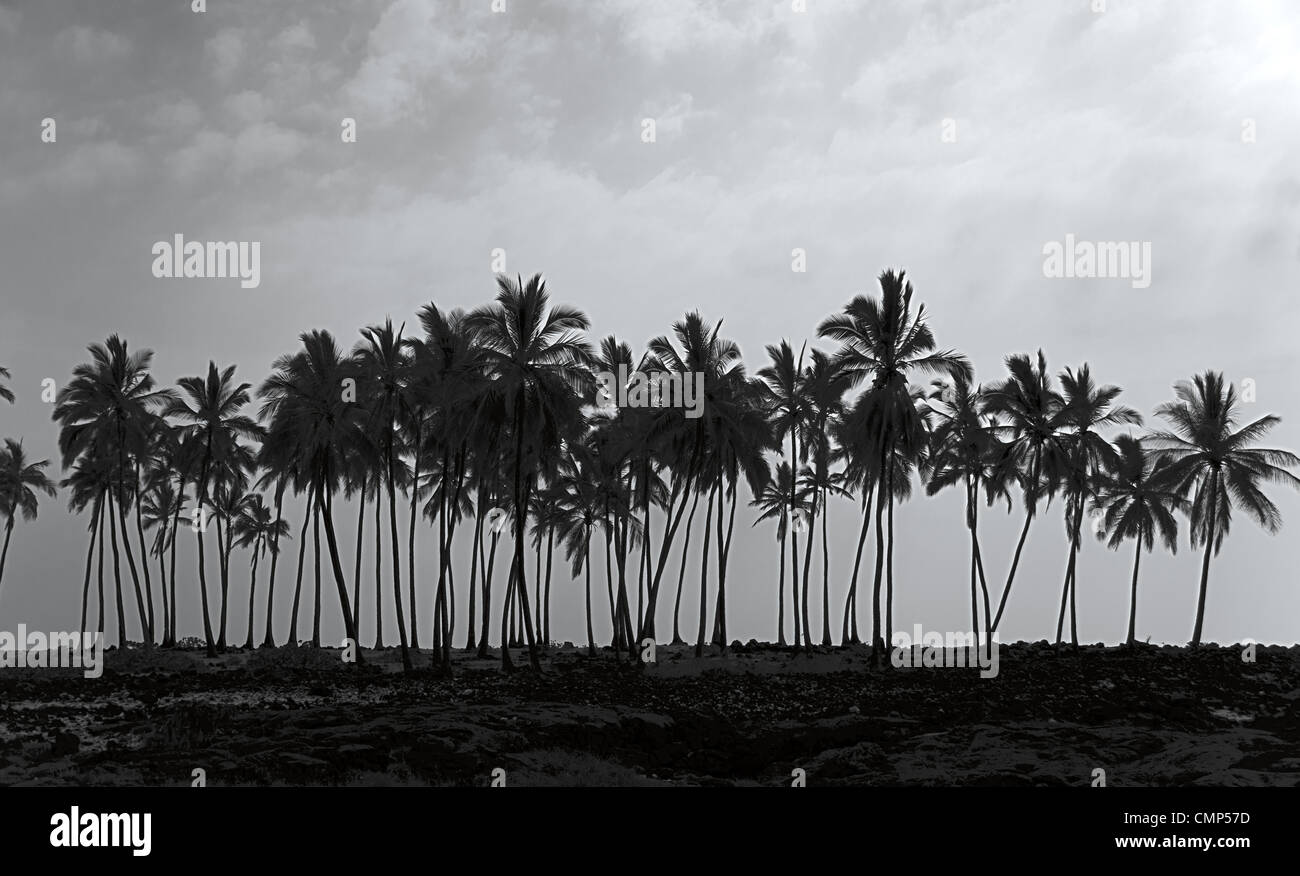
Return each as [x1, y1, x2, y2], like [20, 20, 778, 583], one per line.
[1, 641, 1296, 787]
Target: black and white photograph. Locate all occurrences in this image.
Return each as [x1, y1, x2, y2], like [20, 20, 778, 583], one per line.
[0, 0, 1296, 859]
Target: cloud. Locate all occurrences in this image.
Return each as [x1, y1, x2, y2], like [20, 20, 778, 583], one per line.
[53, 25, 131, 64]
[205, 28, 245, 83]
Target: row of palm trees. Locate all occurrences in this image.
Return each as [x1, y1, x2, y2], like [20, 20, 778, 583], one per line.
[1, 269, 1296, 671]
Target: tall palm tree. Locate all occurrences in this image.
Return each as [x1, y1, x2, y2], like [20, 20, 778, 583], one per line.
[165, 362, 262, 658]
[232, 492, 290, 650]
[797, 349, 850, 648]
[141, 479, 186, 647]
[466, 274, 593, 672]
[0, 439, 58, 602]
[553, 443, 603, 656]
[53, 336, 173, 649]
[983, 350, 1068, 633]
[758, 340, 811, 647]
[354, 318, 413, 670]
[922, 374, 1006, 651]
[260, 332, 368, 662]
[751, 461, 796, 646]
[63, 456, 111, 635]
[1148, 372, 1300, 645]
[1092, 435, 1186, 646]
[818, 270, 971, 658]
[1053, 364, 1142, 646]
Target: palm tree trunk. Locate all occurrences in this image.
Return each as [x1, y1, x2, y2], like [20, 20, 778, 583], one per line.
[80, 497, 102, 635]
[263, 488, 284, 648]
[193, 478, 217, 658]
[991, 510, 1033, 633]
[387, 454, 410, 670]
[671, 489, 699, 645]
[843, 494, 872, 646]
[132, 470, 155, 646]
[244, 541, 260, 649]
[1126, 540, 1141, 646]
[820, 487, 831, 647]
[156, 544, 169, 646]
[479, 528, 500, 659]
[466, 494, 482, 651]
[694, 479, 717, 658]
[319, 481, 361, 663]
[215, 513, 228, 651]
[544, 528, 554, 646]
[168, 476, 185, 647]
[1191, 475, 1217, 646]
[118, 496, 151, 650]
[0, 518, 13, 598]
[800, 496, 815, 653]
[777, 530, 787, 647]
[107, 491, 128, 648]
[96, 497, 106, 637]
[407, 447, 421, 650]
[352, 490, 366, 645]
[312, 491, 322, 647]
[871, 441, 889, 661]
[288, 488, 311, 646]
[789, 432, 801, 648]
[886, 467, 896, 650]
[584, 538, 595, 656]
[373, 488, 383, 650]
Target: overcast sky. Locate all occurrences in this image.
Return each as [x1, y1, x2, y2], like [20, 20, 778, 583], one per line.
[1, 0, 1298, 648]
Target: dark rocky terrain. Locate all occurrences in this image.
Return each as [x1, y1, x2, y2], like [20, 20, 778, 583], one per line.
[1, 641, 1296, 787]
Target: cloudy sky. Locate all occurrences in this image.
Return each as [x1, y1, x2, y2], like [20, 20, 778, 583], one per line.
[1, 0, 1298, 648]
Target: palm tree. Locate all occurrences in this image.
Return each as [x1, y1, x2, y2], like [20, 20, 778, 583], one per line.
[758, 340, 811, 647]
[165, 362, 262, 657]
[0, 439, 58, 601]
[53, 336, 173, 649]
[1091, 435, 1186, 646]
[1053, 365, 1142, 646]
[259, 332, 366, 662]
[797, 349, 850, 648]
[0, 365, 13, 404]
[354, 318, 413, 670]
[141, 479, 186, 647]
[1148, 372, 1300, 645]
[751, 461, 796, 646]
[553, 443, 603, 656]
[922, 374, 1006, 652]
[63, 456, 112, 635]
[983, 350, 1068, 633]
[818, 271, 971, 658]
[466, 274, 593, 672]
[233, 493, 290, 650]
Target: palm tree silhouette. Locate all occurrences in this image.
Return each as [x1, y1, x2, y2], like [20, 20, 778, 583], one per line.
[0, 439, 58, 606]
[467, 274, 594, 671]
[1053, 365, 1142, 647]
[1091, 434, 1186, 646]
[53, 337, 173, 649]
[0, 365, 13, 404]
[984, 350, 1068, 633]
[167, 362, 262, 657]
[63, 456, 110, 636]
[232, 492, 290, 650]
[1149, 372, 1300, 645]
[922, 373, 1007, 653]
[819, 271, 971, 659]
[259, 333, 364, 662]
